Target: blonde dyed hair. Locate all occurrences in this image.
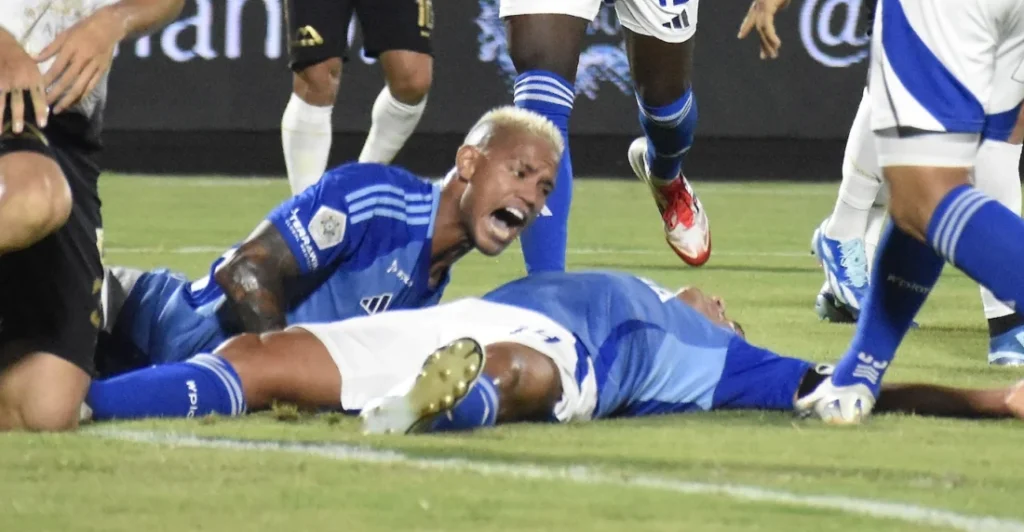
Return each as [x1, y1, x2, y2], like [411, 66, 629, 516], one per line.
[462, 106, 565, 157]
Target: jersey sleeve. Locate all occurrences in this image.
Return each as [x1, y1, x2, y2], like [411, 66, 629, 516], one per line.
[265, 165, 371, 274]
[265, 163, 438, 275]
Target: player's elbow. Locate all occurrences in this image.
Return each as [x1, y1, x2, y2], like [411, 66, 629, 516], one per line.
[213, 251, 262, 296]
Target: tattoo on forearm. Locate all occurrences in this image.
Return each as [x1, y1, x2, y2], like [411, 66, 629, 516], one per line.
[214, 224, 300, 334]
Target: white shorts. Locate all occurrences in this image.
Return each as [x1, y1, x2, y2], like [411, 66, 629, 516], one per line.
[499, 0, 699, 44]
[869, 0, 1024, 167]
[291, 298, 597, 422]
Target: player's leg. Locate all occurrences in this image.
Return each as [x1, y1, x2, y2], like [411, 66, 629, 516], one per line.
[501, 4, 594, 273]
[973, 136, 1024, 365]
[811, 89, 878, 316]
[0, 132, 103, 431]
[281, 0, 351, 194]
[85, 308, 448, 421]
[362, 339, 563, 434]
[85, 329, 339, 421]
[0, 117, 72, 253]
[821, 0, 1024, 423]
[619, 0, 710, 266]
[356, 0, 433, 164]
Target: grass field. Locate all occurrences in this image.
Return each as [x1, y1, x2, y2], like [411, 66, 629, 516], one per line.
[4, 175, 1024, 532]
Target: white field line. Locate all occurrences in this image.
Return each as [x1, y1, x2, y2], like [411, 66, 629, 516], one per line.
[89, 428, 1024, 532]
[105, 245, 809, 259]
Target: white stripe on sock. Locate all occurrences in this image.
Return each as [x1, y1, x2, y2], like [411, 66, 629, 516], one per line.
[513, 93, 574, 109]
[514, 75, 574, 101]
[946, 193, 992, 265]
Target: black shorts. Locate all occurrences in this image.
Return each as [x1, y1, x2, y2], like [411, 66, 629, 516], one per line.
[0, 108, 103, 376]
[285, 0, 434, 70]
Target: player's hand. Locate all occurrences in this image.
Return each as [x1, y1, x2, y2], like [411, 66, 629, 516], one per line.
[0, 33, 49, 133]
[37, 7, 124, 115]
[737, 0, 792, 60]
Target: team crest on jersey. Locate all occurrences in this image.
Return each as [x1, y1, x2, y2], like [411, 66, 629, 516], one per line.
[360, 293, 394, 315]
[309, 206, 347, 251]
[475, 0, 631, 100]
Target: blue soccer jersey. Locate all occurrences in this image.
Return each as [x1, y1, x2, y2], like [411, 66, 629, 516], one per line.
[104, 163, 449, 369]
[481, 271, 812, 419]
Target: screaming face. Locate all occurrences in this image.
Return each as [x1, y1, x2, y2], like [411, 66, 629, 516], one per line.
[456, 127, 559, 256]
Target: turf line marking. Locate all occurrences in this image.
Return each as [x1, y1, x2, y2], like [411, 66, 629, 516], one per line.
[90, 428, 1023, 532]
[105, 245, 809, 259]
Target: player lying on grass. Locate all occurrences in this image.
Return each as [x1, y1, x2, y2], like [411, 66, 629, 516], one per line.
[84, 271, 1024, 427]
[94, 106, 560, 379]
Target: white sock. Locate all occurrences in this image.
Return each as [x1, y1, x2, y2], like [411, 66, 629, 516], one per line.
[863, 203, 888, 273]
[282, 93, 334, 195]
[358, 87, 427, 164]
[824, 89, 883, 242]
[973, 139, 1023, 319]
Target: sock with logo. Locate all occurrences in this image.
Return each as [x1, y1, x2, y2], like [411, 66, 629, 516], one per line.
[831, 224, 944, 394]
[282, 93, 333, 195]
[428, 375, 500, 432]
[358, 87, 427, 164]
[638, 87, 698, 185]
[513, 70, 574, 273]
[86, 354, 246, 421]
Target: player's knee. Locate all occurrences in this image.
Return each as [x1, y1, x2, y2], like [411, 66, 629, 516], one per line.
[0, 350, 90, 432]
[386, 67, 432, 105]
[293, 58, 342, 106]
[484, 343, 562, 422]
[0, 152, 72, 248]
[886, 168, 969, 238]
[15, 395, 82, 432]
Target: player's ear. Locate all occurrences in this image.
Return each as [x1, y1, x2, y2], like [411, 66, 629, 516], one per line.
[455, 145, 481, 182]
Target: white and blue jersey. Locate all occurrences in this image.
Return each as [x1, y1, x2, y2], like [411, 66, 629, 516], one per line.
[482, 271, 813, 419]
[869, 0, 1024, 146]
[100, 163, 449, 372]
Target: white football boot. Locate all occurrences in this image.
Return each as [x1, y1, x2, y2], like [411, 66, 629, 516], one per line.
[361, 337, 485, 435]
[628, 137, 711, 266]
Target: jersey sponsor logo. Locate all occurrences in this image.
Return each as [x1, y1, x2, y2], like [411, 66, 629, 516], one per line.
[799, 0, 870, 68]
[386, 259, 414, 288]
[360, 293, 394, 315]
[476, 1, 631, 100]
[308, 205, 347, 251]
[186, 380, 199, 418]
[287, 208, 319, 270]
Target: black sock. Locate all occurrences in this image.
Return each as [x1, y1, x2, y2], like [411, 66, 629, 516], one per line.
[796, 366, 830, 399]
[988, 314, 1024, 338]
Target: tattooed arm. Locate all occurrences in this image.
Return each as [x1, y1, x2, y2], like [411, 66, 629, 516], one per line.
[213, 221, 300, 333]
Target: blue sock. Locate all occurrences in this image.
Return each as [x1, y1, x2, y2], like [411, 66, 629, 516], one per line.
[514, 70, 574, 273]
[638, 88, 697, 182]
[86, 354, 246, 421]
[927, 185, 1024, 309]
[832, 224, 944, 393]
[428, 375, 499, 432]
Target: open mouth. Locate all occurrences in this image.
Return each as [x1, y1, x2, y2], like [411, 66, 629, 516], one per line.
[488, 206, 527, 242]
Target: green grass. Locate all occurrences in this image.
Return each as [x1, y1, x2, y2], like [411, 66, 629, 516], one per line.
[4, 175, 1024, 531]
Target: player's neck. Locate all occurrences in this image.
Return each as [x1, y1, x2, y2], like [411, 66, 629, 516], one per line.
[427, 181, 474, 287]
